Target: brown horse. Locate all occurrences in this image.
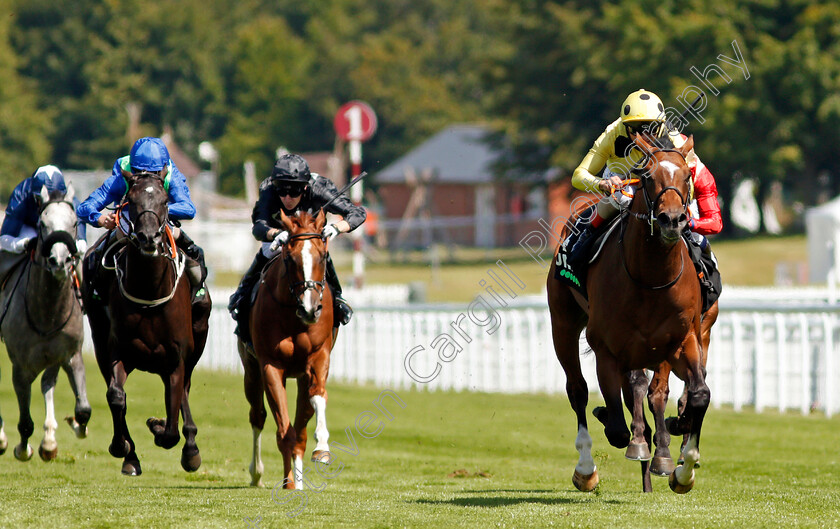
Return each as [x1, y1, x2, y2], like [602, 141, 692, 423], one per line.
[238, 209, 335, 488]
[84, 171, 211, 476]
[548, 134, 709, 494]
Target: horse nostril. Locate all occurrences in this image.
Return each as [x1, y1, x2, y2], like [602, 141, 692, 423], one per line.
[656, 213, 671, 227]
[48, 256, 59, 268]
[678, 213, 687, 225]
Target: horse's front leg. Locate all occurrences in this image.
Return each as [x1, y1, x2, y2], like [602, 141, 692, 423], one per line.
[11, 365, 35, 461]
[298, 349, 332, 466]
[648, 362, 675, 477]
[262, 362, 296, 488]
[147, 360, 184, 450]
[62, 349, 91, 439]
[667, 336, 710, 494]
[38, 365, 61, 461]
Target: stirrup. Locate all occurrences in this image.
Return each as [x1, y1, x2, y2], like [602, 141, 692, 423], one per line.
[334, 297, 353, 326]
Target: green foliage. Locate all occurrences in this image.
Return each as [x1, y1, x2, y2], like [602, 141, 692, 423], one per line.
[0, 0, 836, 205]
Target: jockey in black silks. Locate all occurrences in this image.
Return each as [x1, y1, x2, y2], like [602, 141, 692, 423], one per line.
[228, 153, 366, 337]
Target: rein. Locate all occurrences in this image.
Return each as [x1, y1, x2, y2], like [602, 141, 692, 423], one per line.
[113, 246, 186, 307]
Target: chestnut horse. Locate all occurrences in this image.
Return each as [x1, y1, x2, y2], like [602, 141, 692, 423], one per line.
[239, 209, 335, 488]
[548, 134, 709, 494]
[84, 171, 211, 476]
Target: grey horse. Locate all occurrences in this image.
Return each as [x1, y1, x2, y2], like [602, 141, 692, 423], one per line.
[0, 184, 90, 461]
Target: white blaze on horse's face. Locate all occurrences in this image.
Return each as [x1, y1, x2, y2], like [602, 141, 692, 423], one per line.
[145, 186, 154, 194]
[301, 239, 315, 314]
[660, 160, 680, 182]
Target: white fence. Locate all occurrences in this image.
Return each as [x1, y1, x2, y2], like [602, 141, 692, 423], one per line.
[85, 287, 840, 417]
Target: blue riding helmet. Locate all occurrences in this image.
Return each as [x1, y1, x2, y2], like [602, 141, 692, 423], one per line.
[32, 165, 68, 194]
[129, 137, 170, 172]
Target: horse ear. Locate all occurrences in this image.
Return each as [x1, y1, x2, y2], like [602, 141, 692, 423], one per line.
[633, 133, 655, 157]
[39, 184, 50, 205]
[679, 134, 695, 158]
[121, 168, 134, 187]
[314, 209, 326, 231]
[64, 183, 75, 203]
[279, 209, 294, 232]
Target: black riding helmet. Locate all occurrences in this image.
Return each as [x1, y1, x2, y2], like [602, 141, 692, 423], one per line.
[271, 154, 311, 184]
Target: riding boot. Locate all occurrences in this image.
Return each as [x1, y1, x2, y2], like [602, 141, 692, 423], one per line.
[325, 254, 352, 326]
[564, 210, 597, 267]
[175, 229, 207, 299]
[228, 252, 269, 320]
[83, 233, 111, 305]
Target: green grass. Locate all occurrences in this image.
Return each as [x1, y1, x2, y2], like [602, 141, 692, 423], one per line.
[2, 351, 839, 528]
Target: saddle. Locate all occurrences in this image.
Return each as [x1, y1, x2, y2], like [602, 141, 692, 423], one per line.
[554, 215, 623, 299]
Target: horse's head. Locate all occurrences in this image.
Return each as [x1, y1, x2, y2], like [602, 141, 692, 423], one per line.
[279, 208, 328, 324]
[35, 184, 79, 280]
[123, 170, 170, 256]
[631, 134, 694, 244]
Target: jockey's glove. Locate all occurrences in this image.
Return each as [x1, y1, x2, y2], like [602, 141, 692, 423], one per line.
[269, 230, 290, 252]
[13, 237, 32, 254]
[184, 243, 204, 262]
[321, 224, 340, 240]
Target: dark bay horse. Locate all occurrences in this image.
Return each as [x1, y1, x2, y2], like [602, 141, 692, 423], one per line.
[548, 134, 709, 494]
[0, 185, 90, 461]
[84, 171, 211, 475]
[238, 209, 335, 488]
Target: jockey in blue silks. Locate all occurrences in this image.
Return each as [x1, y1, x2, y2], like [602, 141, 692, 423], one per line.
[77, 137, 207, 302]
[0, 165, 87, 284]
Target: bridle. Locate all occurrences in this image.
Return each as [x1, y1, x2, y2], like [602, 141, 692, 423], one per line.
[120, 172, 177, 260]
[282, 232, 327, 311]
[113, 172, 185, 307]
[628, 145, 691, 235]
[35, 199, 80, 265]
[620, 142, 691, 290]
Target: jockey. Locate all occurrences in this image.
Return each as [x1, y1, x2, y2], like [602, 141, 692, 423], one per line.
[0, 165, 87, 283]
[77, 137, 207, 300]
[228, 153, 366, 332]
[566, 88, 722, 260]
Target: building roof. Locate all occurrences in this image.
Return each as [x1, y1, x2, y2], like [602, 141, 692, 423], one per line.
[375, 124, 503, 184]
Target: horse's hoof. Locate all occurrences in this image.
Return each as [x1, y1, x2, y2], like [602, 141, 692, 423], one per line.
[0, 436, 7, 455]
[122, 459, 142, 476]
[651, 455, 675, 476]
[109, 439, 130, 459]
[250, 478, 264, 488]
[669, 467, 694, 494]
[181, 449, 202, 472]
[572, 470, 599, 492]
[14, 443, 33, 461]
[625, 442, 651, 461]
[65, 416, 88, 439]
[592, 406, 608, 425]
[146, 417, 166, 436]
[38, 444, 58, 462]
[311, 450, 332, 464]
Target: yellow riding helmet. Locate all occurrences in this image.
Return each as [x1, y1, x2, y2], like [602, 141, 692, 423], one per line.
[620, 89, 666, 124]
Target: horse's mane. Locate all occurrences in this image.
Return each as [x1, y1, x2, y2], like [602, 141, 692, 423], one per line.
[648, 134, 675, 150]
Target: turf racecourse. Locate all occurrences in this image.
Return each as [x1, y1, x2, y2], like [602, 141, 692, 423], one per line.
[1, 352, 838, 529]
